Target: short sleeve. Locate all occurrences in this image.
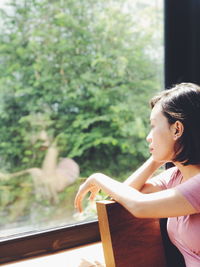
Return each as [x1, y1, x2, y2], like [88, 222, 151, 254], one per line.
[176, 174, 200, 213]
[149, 166, 178, 190]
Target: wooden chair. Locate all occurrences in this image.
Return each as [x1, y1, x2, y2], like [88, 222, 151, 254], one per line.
[96, 200, 186, 267]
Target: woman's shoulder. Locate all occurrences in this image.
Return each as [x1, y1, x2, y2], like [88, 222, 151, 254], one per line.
[167, 167, 182, 187]
[149, 166, 180, 190]
[175, 170, 200, 213]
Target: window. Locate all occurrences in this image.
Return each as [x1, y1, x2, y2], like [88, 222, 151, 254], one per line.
[0, 0, 164, 263]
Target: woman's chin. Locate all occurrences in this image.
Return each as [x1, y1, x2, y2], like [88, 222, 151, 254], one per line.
[151, 154, 168, 163]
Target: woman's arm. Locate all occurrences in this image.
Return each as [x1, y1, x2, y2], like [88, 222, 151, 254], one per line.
[74, 173, 197, 218]
[124, 157, 163, 192]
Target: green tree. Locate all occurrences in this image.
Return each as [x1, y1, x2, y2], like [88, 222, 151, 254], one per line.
[0, 0, 163, 225]
[0, 0, 162, 178]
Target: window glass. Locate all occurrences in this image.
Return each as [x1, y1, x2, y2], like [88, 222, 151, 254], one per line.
[0, 0, 163, 238]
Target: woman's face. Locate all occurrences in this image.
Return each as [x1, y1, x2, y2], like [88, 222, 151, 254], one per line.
[146, 104, 176, 163]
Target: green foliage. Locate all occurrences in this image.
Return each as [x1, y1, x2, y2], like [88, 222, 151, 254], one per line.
[0, 0, 163, 224]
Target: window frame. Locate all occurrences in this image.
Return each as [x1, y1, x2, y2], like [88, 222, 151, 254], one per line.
[2, 0, 200, 264]
[0, 220, 100, 264]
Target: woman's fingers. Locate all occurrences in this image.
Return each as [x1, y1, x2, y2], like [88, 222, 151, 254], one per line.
[89, 188, 99, 201]
[74, 187, 86, 212]
[74, 182, 91, 212]
[74, 178, 100, 212]
[74, 193, 80, 212]
[74, 196, 82, 212]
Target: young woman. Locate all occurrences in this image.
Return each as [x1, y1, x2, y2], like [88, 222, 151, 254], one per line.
[74, 83, 200, 267]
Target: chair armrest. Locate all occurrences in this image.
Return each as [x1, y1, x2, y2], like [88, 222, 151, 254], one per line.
[96, 200, 167, 267]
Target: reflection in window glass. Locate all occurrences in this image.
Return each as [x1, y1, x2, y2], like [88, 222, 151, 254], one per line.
[0, 0, 163, 237]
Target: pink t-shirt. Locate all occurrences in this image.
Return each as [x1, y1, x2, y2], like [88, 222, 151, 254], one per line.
[154, 167, 200, 267]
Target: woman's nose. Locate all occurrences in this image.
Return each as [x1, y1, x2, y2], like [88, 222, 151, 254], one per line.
[146, 131, 152, 143]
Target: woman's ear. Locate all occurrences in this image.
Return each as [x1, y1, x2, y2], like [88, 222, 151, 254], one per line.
[172, 121, 184, 140]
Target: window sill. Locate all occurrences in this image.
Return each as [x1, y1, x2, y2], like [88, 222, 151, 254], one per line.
[4, 242, 105, 267]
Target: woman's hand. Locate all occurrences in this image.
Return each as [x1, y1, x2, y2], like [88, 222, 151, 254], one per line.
[74, 173, 104, 213]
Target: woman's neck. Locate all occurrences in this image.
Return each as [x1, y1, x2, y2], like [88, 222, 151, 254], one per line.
[174, 162, 200, 181]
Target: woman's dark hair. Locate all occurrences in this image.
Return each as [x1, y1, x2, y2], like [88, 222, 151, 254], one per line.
[150, 82, 200, 165]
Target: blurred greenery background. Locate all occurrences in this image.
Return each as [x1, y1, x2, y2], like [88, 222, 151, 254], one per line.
[0, 0, 163, 233]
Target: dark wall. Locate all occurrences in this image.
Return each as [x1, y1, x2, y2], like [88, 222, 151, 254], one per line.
[163, 1, 200, 265]
[165, 0, 200, 88]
